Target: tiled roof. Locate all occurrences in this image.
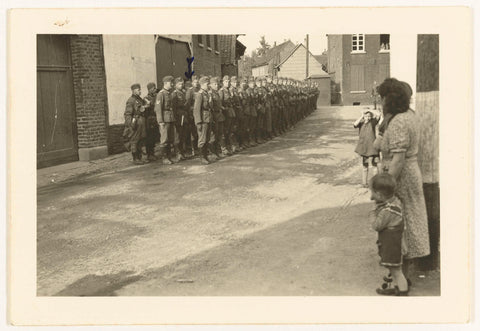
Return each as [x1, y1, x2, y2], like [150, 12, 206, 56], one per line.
[253, 40, 295, 67]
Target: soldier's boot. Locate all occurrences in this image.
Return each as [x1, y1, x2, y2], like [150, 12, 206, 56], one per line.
[132, 152, 143, 165]
[208, 144, 219, 161]
[159, 147, 173, 165]
[221, 146, 230, 157]
[257, 129, 265, 144]
[200, 145, 210, 165]
[136, 150, 150, 163]
[174, 145, 186, 162]
[362, 167, 369, 187]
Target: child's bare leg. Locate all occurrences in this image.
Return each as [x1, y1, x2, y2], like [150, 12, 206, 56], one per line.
[389, 266, 408, 291]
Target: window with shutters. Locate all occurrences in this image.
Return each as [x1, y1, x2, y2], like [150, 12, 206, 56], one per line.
[351, 34, 365, 53]
[350, 64, 365, 92]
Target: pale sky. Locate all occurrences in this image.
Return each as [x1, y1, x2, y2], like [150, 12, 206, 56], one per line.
[237, 34, 328, 56]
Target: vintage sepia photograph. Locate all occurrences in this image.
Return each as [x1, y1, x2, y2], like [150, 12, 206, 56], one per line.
[36, 32, 440, 297]
[7, 6, 472, 326]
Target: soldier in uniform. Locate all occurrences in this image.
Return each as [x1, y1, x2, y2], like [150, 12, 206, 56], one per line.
[171, 77, 189, 162]
[193, 76, 215, 164]
[246, 77, 258, 146]
[143, 82, 160, 162]
[254, 77, 266, 143]
[219, 75, 237, 154]
[230, 76, 246, 151]
[154, 76, 177, 165]
[261, 76, 273, 140]
[237, 77, 250, 149]
[210, 76, 229, 157]
[123, 83, 148, 165]
[185, 75, 200, 156]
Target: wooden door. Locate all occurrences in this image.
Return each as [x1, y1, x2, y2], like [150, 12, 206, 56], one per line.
[377, 63, 390, 85]
[156, 37, 191, 84]
[37, 35, 78, 168]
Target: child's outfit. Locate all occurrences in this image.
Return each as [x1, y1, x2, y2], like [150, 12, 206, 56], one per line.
[354, 115, 379, 186]
[371, 196, 407, 267]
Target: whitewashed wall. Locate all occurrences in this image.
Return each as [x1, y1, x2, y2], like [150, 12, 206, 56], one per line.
[103, 35, 157, 125]
[277, 45, 327, 80]
[389, 34, 417, 109]
[252, 65, 268, 77]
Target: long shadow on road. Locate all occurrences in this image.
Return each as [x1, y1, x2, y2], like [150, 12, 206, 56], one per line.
[53, 201, 440, 297]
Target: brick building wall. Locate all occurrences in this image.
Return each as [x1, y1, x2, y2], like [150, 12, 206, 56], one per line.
[70, 35, 109, 157]
[341, 35, 390, 105]
[192, 35, 222, 77]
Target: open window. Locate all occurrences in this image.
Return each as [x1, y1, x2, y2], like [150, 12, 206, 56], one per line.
[379, 34, 390, 52]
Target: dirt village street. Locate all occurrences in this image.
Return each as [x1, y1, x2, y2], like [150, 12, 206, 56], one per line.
[36, 106, 440, 296]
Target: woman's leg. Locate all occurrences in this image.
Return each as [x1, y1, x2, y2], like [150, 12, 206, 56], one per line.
[390, 266, 408, 292]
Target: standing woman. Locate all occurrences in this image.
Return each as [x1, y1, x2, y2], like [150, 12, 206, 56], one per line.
[376, 78, 430, 288]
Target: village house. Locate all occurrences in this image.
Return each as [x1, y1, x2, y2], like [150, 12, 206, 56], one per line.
[327, 34, 390, 105]
[37, 34, 241, 168]
[251, 40, 296, 77]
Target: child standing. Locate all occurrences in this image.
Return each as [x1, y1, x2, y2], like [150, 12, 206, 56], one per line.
[354, 110, 380, 187]
[369, 173, 409, 296]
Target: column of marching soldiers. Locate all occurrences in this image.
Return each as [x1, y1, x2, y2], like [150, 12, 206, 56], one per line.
[124, 75, 320, 165]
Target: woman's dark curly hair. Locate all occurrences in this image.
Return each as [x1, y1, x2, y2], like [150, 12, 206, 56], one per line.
[377, 78, 411, 133]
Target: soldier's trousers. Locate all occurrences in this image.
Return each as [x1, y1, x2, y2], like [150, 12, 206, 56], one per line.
[236, 115, 247, 146]
[249, 115, 257, 141]
[130, 137, 145, 154]
[224, 116, 235, 147]
[212, 120, 226, 149]
[256, 112, 265, 137]
[145, 128, 157, 156]
[196, 123, 215, 149]
[264, 107, 272, 134]
[159, 122, 179, 148]
[174, 121, 187, 153]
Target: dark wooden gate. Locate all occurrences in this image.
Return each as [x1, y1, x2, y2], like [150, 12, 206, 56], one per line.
[37, 35, 78, 168]
[155, 37, 191, 85]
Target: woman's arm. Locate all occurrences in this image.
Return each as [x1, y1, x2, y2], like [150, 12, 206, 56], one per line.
[388, 152, 406, 179]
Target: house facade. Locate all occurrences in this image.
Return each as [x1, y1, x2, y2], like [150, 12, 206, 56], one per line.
[276, 43, 329, 81]
[250, 40, 296, 77]
[37, 34, 239, 168]
[327, 34, 390, 105]
[219, 35, 246, 77]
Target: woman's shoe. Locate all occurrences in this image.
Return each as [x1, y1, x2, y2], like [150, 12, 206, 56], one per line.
[394, 286, 409, 296]
[376, 287, 396, 295]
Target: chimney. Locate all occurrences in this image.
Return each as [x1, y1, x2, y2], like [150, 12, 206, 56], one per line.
[274, 41, 277, 47]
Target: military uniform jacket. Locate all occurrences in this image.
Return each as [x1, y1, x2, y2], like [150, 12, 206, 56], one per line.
[254, 86, 266, 114]
[245, 87, 257, 117]
[143, 91, 159, 131]
[230, 86, 245, 117]
[171, 88, 189, 123]
[210, 89, 225, 122]
[186, 86, 199, 116]
[123, 94, 147, 139]
[219, 87, 236, 118]
[193, 88, 213, 124]
[154, 88, 175, 123]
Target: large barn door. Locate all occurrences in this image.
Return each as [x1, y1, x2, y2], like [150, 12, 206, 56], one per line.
[155, 37, 191, 84]
[37, 35, 78, 168]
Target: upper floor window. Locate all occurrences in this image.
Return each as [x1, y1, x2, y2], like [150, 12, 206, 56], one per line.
[197, 35, 203, 46]
[380, 34, 390, 52]
[206, 34, 211, 48]
[351, 34, 365, 53]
